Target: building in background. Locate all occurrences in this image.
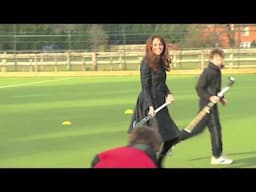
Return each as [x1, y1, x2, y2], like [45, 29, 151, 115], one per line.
[233, 24, 256, 48]
[200, 24, 256, 48]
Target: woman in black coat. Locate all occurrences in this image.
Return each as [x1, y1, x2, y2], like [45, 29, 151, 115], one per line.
[128, 35, 180, 167]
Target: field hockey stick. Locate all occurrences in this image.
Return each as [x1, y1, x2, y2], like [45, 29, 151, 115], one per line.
[133, 101, 169, 129]
[184, 76, 235, 133]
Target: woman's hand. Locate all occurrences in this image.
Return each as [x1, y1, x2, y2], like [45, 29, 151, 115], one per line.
[148, 106, 156, 117]
[166, 94, 175, 105]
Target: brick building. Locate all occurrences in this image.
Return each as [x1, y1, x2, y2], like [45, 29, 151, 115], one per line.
[201, 24, 256, 48]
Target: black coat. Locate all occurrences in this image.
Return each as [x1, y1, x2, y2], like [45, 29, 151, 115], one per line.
[128, 58, 180, 141]
[196, 62, 222, 108]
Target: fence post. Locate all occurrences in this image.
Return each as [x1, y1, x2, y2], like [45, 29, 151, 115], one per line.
[82, 57, 86, 71]
[172, 51, 177, 69]
[110, 56, 113, 70]
[201, 49, 205, 69]
[92, 52, 98, 71]
[1, 51, 7, 72]
[29, 58, 33, 72]
[34, 54, 38, 72]
[229, 49, 233, 69]
[66, 51, 71, 71]
[119, 52, 122, 70]
[54, 58, 58, 72]
[40, 53, 44, 71]
[137, 56, 142, 70]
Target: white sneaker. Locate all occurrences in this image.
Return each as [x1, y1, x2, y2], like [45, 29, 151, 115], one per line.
[211, 156, 233, 165]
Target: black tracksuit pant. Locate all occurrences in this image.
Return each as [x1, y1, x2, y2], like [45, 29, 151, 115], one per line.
[178, 105, 223, 158]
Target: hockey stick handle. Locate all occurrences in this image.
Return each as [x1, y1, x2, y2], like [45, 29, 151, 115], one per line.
[154, 102, 169, 113]
[133, 101, 169, 129]
[217, 77, 235, 97]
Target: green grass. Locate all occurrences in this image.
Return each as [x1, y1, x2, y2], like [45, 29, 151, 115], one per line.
[0, 74, 255, 168]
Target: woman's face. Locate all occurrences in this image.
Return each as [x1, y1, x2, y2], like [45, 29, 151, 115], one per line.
[152, 38, 164, 55]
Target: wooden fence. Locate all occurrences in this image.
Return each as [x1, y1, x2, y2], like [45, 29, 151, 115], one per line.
[1, 48, 256, 72]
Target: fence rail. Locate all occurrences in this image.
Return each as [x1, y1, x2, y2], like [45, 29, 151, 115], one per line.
[1, 48, 256, 72]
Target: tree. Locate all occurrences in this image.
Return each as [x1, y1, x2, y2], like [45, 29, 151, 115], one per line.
[183, 24, 203, 48]
[88, 25, 109, 51]
[153, 24, 188, 46]
[224, 24, 235, 48]
[251, 40, 256, 48]
[15, 24, 54, 50]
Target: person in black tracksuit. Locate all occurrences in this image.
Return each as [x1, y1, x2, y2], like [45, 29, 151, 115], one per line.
[178, 48, 233, 164]
[128, 35, 180, 168]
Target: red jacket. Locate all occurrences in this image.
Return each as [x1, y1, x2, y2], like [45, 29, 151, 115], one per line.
[92, 145, 157, 168]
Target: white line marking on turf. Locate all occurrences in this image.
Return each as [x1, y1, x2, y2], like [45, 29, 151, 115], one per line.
[0, 77, 76, 89]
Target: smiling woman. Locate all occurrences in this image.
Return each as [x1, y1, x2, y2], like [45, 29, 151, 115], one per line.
[127, 35, 180, 168]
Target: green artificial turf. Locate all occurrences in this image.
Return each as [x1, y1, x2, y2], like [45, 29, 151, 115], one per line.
[0, 74, 255, 168]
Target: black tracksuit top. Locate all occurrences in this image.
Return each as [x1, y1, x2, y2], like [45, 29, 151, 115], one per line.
[196, 62, 222, 107]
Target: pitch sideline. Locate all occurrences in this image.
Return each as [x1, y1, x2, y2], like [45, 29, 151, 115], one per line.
[0, 68, 255, 77]
[0, 77, 76, 89]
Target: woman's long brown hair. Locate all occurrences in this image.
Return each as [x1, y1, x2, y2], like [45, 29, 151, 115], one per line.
[144, 35, 171, 73]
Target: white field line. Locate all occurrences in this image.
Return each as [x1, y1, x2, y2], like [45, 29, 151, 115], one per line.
[0, 77, 76, 89]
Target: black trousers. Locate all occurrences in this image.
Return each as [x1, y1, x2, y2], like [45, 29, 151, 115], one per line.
[179, 105, 223, 158]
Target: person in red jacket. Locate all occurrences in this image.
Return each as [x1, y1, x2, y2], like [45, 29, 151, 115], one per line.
[91, 126, 162, 168]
